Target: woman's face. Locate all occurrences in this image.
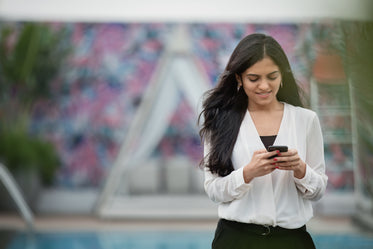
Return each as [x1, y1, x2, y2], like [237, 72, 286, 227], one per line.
[237, 56, 282, 110]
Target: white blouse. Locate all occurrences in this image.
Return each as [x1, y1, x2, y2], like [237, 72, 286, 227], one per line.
[204, 103, 328, 229]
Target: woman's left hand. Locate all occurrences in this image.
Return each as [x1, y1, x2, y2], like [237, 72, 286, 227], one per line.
[273, 149, 306, 179]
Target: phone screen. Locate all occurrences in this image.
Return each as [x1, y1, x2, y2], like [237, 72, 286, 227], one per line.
[268, 145, 288, 152]
[268, 145, 288, 159]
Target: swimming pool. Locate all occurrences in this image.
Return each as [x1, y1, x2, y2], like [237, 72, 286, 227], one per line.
[5, 230, 373, 249]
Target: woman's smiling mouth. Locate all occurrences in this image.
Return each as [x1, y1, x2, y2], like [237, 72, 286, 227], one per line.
[256, 91, 272, 98]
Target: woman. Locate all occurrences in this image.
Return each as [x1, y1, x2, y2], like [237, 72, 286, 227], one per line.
[199, 33, 328, 249]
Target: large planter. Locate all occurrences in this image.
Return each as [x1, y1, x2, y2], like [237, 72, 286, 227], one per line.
[0, 169, 41, 211]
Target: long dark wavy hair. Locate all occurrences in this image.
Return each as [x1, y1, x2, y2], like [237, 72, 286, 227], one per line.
[198, 33, 304, 177]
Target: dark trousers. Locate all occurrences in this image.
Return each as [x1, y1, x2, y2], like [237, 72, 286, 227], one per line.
[212, 219, 316, 249]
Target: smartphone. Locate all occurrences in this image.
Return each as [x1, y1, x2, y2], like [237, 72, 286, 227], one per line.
[268, 145, 288, 159]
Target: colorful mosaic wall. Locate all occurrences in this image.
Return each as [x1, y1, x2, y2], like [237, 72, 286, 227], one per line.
[0, 22, 353, 190]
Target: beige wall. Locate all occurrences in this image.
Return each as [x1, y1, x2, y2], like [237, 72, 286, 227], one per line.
[0, 0, 372, 22]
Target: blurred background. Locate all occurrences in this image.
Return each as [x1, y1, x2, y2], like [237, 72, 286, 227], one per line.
[0, 0, 373, 248]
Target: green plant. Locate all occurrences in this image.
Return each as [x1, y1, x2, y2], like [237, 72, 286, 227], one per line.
[0, 22, 72, 185]
[0, 22, 71, 105]
[0, 128, 59, 185]
[339, 22, 373, 198]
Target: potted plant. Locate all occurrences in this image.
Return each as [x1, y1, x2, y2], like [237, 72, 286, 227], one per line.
[336, 21, 373, 229]
[0, 22, 71, 209]
[0, 126, 60, 209]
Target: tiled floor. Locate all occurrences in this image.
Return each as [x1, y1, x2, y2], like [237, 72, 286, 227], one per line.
[0, 213, 369, 235]
[3, 213, 217, 232]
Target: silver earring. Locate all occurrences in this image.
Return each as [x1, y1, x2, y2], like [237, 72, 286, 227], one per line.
[237, 85, 241, 92]
[280, 81, 283, 88]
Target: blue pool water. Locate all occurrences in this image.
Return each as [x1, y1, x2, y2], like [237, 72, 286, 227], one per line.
[5, 230, 373, 249]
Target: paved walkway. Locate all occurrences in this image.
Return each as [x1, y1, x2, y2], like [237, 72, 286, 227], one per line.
[0, 213, 370, 236]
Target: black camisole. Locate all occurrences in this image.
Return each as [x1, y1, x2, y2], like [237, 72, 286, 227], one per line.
[260, 135, 277, 150]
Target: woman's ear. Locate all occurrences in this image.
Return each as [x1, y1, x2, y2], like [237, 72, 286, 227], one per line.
[235, 74, 242, 87]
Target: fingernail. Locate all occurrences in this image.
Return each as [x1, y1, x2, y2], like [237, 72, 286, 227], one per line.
[276, 150, 280, 153]
[277, 153, 281, 156]
[275, 166, 279, 169]
[271, 163, 276, 165]
[274, 158, 278, 161]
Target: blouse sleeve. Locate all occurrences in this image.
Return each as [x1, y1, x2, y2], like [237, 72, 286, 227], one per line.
[203, 142, 252, 204]
[294, 113, 328, 201]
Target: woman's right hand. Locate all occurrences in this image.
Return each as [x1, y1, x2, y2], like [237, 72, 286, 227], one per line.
[242, 149, 279, 183]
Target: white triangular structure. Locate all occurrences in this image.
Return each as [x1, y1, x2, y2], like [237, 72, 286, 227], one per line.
[0, 163, 34, 230]
[95, 25, 214, 218]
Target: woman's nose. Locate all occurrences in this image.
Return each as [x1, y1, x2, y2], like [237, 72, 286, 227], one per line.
[258, 79, 270, 89]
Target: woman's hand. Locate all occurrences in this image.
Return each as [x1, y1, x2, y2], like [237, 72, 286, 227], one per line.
[273, 149, 306, 179]
[243, 149, 279, 183]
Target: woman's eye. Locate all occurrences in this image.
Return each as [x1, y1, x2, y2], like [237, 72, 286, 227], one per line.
[248, 77, 258, 82]
[268, 72, 279, 80]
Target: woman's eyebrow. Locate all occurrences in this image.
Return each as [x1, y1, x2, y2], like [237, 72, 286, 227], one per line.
[268, 71, 280, 76]
[247, 71, 279, 77]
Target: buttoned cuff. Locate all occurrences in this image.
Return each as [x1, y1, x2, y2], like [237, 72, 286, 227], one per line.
[293, 164, 313, 194]
[233, 167, 252, 192]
